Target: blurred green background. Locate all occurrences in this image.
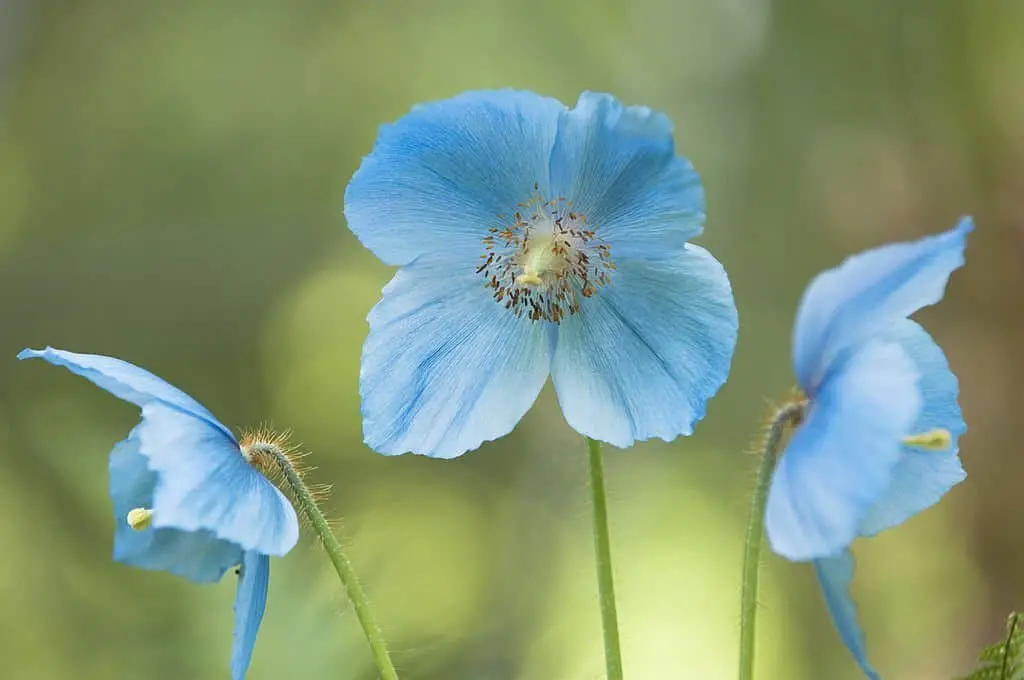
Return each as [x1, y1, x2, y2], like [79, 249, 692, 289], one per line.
[0, 1, 1021, 678]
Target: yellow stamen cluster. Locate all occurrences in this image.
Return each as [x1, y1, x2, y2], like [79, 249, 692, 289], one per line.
[902, 428, 953, 451]
[477, 185, 615, 323]
[126, 507, 153, 531]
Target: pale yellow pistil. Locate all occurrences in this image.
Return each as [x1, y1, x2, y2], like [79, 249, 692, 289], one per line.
[126, 507, 153, 531]
[902, 428, 953, 451]
[515, 233, 563, 287]
[516, 267, 544, 287]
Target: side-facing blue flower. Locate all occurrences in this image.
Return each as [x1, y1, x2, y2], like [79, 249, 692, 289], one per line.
[763, 218, 973, 678]
[18, 347, 300, 680]
[345, 90, 738, 457]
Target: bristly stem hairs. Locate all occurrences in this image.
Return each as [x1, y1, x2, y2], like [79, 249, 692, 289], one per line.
[737, 397, 806, 680]
[242, 429, 401, 680]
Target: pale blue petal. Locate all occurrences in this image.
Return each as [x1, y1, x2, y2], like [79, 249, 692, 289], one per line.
[859, 320, 966, 536]
[138, 403, 299, 556]
[109, 432, 242, 582]
[766, 340, 921, 560]
[549, 245, 737, 447]
[16, 346, 231, 439]
[361, 255, 552, 457]
[792, 217, 972, 394]
[230, 551, 270, 680]
[814, 551, 880, 680]
[344, 90, 564, 266]
[549, 92, 704, 260]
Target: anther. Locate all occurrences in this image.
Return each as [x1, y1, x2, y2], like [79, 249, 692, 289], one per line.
[902, 428, 953, 451]
[127, 507, 153, 531]
[478, 187, 614, 322]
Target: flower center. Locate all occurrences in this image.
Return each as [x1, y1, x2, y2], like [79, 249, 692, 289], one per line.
[515, 231, 564, 287]
[478, 186, 615, 323]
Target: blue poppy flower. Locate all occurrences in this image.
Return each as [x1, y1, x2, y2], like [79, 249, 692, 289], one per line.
[763, 218, 973, 678]
[18, 347, 300, 680]
[344, 90, 738, 458]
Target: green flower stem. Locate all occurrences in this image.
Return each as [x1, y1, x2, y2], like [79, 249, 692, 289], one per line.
[738, 402, 803, 680]
[587, 437, 624, 680]
[268, 449, 400, 680]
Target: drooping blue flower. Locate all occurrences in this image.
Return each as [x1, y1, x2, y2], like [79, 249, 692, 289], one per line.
[763, 218, 973, 678]
[18, 347, 300, 680]
[344, 90, 739, 458]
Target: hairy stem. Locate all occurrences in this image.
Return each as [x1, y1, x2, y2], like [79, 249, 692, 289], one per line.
[587, 437, 624, 680]
[1000, 613, 1021, 679]
[738, 402, 804, 680]
[268, 448, 400, 680]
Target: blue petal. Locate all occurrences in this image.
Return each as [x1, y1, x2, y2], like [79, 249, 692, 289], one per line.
[17, 346, 232, 440]
[766, 340, 921, 560]
[859, 320, 966, 536]
[791, 217, 972, 394]
[137, 403, 299, 556]
[549, 245, 737, 447]
[814, 551, 880, 680]
[344, 90, 564, 266]
[231, 551, 270, 680]
[109, 432, 242, 582]
[361, 255, 552, 457]
[549, 92, 704, 260]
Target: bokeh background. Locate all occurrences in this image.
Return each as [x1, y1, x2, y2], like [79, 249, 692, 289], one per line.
[1, 1, 1021, 678]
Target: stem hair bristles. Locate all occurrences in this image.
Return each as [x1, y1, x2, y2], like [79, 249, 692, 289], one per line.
[738, 389, 808, 680]
[238, 424, 334, 531]
[244, 429, 398, 678]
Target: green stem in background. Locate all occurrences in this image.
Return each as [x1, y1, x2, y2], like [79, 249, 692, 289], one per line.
[267, 447, 400, 680]
[587, 437, 624, 680]
[738, 402, 804, 680]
